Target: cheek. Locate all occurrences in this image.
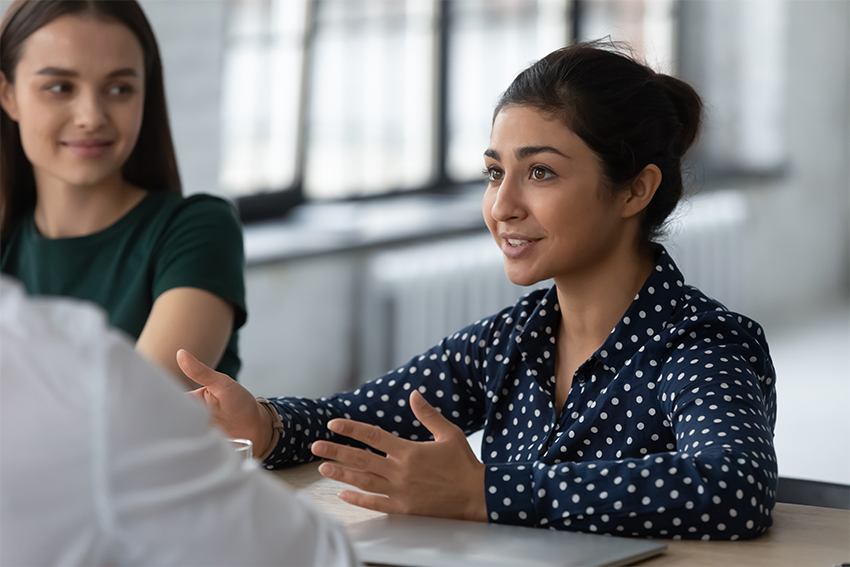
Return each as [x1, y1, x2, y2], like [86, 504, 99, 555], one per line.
[558, 197, 622, 249]
[482, 188, 498, 233]
[120, 100, 145, 146]
[16, 103, 59, 158]
[542, 193, 603, 241]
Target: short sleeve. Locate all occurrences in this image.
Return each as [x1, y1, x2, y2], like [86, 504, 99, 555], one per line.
[152, 195, 247, 330]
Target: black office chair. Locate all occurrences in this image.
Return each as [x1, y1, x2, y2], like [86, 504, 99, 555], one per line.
[776, 477, 850, 510]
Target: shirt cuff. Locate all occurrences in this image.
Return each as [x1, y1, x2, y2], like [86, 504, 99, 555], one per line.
[484, 463, 537, 526]
[256, 397, 284, 462]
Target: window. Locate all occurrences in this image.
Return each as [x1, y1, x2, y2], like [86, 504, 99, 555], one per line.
[678, 0, 788, 182]
[221, 0, 680, 218]
[305, 0, 437, 199]
[220, 0, 310, 196]
[576, 0, 677, 72]
[446, 0, 571, 181]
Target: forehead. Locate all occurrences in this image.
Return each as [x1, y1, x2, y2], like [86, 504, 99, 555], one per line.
[16, 14, 144, 76]
[489, 105, 588, 156]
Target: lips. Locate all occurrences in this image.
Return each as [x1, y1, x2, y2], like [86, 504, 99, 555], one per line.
[500, 233, 540, 259]
[61, 139, 114, 159]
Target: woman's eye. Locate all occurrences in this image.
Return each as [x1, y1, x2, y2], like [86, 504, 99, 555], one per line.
[45, 83, 71, 95]
[107, 84, 133, 96]
[484, 167, 503, 182]
[531, 166, 553, 180]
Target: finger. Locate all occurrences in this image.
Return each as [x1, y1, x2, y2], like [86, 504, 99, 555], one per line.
[177, 349, 232, 391]
[409, 390, 458, 442]
[312, 441, 391, 475]
[337, 490, 398, 515]
[326, 419, 404, 454]
[318, 462, 393, 496]
[187, 386, 208, 403]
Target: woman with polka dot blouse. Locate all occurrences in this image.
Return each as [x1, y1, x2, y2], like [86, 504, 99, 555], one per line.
[180, 42, 777, 541]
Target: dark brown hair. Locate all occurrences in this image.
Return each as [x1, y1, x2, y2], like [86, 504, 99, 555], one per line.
[495, 41, 703, 245]
[0, 0, 181, 242]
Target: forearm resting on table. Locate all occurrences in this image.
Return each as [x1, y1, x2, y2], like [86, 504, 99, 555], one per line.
[136, 287, 235, 389]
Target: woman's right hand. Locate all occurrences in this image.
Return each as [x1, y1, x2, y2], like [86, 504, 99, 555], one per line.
[176, 349, 275, 457]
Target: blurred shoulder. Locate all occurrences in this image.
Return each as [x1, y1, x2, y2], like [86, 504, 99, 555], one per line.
[0, 276, 113, 348]
[178, 193, 240, 220]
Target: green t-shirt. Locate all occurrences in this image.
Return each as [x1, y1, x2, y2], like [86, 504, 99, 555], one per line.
[1, 191, 247, 378]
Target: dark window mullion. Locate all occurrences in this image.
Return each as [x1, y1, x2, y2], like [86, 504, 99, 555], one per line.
[293, 0, 320, 197]
[434, 0, 451, 187]
[570, 0, 584, 43]
[237, 0, 317, 222]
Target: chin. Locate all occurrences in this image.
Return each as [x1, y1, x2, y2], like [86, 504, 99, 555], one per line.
[59, 169, 120, 188]
[503, 266, 544, 288]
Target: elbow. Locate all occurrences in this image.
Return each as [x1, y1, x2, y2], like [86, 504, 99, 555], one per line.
[705, 453, 777, 540]
[728, 478, 775, 540]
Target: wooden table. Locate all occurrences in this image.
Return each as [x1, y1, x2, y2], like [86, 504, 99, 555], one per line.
[273, 463, 850, 566]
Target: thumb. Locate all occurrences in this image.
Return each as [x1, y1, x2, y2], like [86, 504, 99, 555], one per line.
[410, 390, 457, 442]
[176, 349, 231, 392]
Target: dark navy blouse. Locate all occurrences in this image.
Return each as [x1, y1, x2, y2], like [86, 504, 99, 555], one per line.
[264, 247, 777, 540]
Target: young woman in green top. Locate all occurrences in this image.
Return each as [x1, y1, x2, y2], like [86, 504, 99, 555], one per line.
[0, 0, 247, 387]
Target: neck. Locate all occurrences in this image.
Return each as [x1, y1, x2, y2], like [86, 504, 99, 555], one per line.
[554, 237, 655, 353]
[32, 172, 147, 238]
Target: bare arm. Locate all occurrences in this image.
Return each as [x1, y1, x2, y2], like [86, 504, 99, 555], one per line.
[136, 287, 234, 389]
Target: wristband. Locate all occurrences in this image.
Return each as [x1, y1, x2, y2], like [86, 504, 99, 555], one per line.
[255, 397, 284, 462]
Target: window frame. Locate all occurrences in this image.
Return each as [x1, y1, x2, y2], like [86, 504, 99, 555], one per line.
[233, 0, 701, 223]
[234, 0, 580, 223]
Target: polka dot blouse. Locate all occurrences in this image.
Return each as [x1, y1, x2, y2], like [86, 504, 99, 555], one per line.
[264, 246, 777, 540]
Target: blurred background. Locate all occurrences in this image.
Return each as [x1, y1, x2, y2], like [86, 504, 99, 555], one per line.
[3, 0, 847, 497]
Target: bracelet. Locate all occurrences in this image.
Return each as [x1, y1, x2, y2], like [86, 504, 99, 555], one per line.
[255, 397, 284, 462]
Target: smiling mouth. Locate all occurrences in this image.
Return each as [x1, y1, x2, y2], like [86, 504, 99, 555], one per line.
[62, 140, 113, 148]
[500, 236, 539, 259]
[60, 140, 114, 158]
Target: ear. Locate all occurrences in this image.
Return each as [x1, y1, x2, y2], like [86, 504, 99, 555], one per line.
[0, 71, 20, 122]
[621, 164, 662, 219]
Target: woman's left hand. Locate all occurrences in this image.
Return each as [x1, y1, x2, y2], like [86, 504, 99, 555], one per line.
[311, 390, 487, 522]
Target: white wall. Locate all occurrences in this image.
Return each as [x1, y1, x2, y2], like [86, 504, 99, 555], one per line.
[737, 0, 849, 328]
[140, 0, 226, 197]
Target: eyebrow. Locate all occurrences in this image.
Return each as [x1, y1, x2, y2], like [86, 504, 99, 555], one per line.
[515, 145, 569, 160]
[35, 67, 138, 79]
[483, 146, 570, 161]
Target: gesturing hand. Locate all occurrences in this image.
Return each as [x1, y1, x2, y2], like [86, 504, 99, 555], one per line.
[311, 390, 487, 522]
[176, 349, 275, 457]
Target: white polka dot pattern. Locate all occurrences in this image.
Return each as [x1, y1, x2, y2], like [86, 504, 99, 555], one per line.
[264, 247, 777, 540]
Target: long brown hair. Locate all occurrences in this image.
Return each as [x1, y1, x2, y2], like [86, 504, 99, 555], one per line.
[0, 0, 181, 242]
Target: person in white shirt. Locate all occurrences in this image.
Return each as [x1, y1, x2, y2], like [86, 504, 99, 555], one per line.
[0, 276, 356, 566]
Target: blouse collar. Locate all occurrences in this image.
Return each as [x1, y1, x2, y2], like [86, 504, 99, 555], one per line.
[515, 246, 688, 373]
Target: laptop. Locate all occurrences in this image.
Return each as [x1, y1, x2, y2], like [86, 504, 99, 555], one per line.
[347, 514, 667, 567]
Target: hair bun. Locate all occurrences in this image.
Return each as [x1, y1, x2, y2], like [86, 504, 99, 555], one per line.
[654, 74, 703, 157]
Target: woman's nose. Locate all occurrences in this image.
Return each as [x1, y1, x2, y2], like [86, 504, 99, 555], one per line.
[73, 90, 107, 131]
[489, 176, 526, 222]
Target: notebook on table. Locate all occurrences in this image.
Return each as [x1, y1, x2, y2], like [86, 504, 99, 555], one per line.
[347, 514, 667, 567]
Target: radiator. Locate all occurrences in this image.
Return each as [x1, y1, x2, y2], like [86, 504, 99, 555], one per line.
[358, 190, 748, 380]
